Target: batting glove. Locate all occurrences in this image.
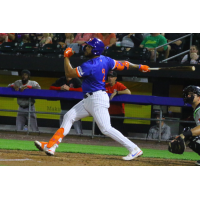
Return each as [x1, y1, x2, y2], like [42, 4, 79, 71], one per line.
[139, 65, 150, 72]
[64, 47, 75, 58]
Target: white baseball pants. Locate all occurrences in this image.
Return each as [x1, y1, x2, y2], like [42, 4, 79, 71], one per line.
[61, 90, 138, 152]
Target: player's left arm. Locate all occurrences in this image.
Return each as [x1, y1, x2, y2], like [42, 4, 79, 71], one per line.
[64, 48, 79, 78]
[179, 125, 200, 140]
[188, 126, 200, 137]
[113, 60, 150, 72]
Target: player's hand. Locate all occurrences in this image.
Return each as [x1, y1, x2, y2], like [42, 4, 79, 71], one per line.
[64, 47, 75, 58]
[190, 53, 198, 60]
[20, 85, 28, 92]
[13, 85, 19, 91]
[61, 84, 70, 91]
[139, 65, 150, 72]
[110, 91, 117, 100]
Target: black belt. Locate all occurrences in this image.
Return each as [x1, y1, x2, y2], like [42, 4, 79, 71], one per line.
[84, 90, 105, 99]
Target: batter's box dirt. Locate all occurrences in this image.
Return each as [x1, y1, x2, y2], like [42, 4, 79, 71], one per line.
[0, 150, 195, 166]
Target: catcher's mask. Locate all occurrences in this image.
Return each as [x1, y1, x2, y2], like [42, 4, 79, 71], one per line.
[183, 85, 200, 104]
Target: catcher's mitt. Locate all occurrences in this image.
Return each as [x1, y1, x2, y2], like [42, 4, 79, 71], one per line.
[168, 134, 186, 154]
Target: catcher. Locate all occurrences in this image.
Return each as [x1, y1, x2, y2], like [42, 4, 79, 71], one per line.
[168, 85, 200, 166]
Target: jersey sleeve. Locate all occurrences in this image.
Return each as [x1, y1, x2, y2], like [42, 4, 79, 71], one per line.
[105, 57, 116, 70]
[195, 109, 200, 126]
[159, 36, 168, 51]
[75, 62, 92, 77]
[32, 81, 41, 89]
[117, 82, 127, 91]
[141, 37, 147, 46]
[181, 55, 188, 64]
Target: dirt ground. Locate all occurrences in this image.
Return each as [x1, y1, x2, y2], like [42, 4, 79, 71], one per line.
[0, 131, 196, 166]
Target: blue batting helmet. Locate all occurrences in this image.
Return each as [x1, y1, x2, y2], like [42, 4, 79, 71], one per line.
[84, 37, 105, 56]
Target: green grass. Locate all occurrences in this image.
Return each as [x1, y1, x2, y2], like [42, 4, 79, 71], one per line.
[0, 138, 199, 161]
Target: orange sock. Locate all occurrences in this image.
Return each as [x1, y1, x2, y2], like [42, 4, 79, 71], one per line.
[47, 128, 64, 148]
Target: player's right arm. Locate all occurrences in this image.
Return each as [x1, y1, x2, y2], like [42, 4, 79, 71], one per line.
[64, 48, 79, 78]
[8, 81, 19, 91]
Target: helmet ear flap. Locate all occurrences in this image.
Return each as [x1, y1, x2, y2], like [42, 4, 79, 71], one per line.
[83, 45, 88, 53]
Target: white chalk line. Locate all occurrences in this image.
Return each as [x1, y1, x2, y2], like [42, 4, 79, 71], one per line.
[0, 159, 32, 161]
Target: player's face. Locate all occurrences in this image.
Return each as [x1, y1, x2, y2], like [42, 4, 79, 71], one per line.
[188, 92, 198, 103]
[156, 117, 164, 126]
[21, 73, 29, 82]
[84, 45, 93, 57]
[65, 33, 71, 38]
[108, 76, 117, 84]
[190, 47, 198, 54]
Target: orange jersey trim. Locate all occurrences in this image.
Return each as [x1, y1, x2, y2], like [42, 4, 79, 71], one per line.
[76, 67, 81, 77]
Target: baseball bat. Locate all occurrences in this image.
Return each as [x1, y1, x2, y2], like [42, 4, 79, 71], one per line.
[149, 66, 195, 71]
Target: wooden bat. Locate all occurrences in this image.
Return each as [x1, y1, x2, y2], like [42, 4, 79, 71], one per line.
[149, 66, 195, 71]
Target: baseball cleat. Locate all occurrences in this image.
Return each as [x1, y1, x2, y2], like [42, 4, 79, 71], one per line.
[122, 149, 143, 161]
[44, 144, 57, 156]
[34, 141, 48, 151]
[195, 160, 200, 166]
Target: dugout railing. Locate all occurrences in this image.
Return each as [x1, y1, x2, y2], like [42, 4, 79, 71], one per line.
[154, 33, 193, 63]
[0, 87, 195, 142]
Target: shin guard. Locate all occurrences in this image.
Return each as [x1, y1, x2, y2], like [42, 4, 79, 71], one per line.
[47, 128, 64, 148]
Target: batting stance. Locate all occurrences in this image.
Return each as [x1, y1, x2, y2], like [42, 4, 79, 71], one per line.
[168, 85, 200, 166]
[8, 70, 41, 131]
[34, 37, 150, 160]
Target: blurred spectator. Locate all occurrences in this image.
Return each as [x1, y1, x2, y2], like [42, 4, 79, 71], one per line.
[21, 34, 31, 43]
[116, 33, 128, 41]
[7, 33, 15, 42]
[0, 33, 8, 44]
[95, 70, 130, 136]
[143, 33, 151, 38]
[58, 33, 74, 48]
[49, 76, 83, 135]
[181, 45, 200, 64]
[147, 114, 171, 140]
[165, 33, 185, 56]
[8, 70, 41, 132]
[72, 33, 94, 45]
[95, 33, 116, 49]
[122, 33, 143, 48]
[67, 33, 94, 53]
[39, 33, 53, 47]
[139, 33, 171, 61]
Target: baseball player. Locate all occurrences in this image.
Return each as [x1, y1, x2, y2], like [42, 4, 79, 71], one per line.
[8, 69, 41, 131]
[179, 85, 200, 166]
[49, 76, 83, 135]
[34, 37, 150, 160]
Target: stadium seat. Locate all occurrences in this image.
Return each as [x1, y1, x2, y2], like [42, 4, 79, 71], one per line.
[15, 43, 39, 55]
[0, 42, 18, 54]
[37, 44, 62, 57]
[123, 47, 151, 61]
[103, 46, 126, 59]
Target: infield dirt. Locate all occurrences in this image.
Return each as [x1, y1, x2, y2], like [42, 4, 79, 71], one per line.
[0, 132, 196, 166]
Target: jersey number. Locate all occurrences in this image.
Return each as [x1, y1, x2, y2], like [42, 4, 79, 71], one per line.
[102, 68, 105, 82]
